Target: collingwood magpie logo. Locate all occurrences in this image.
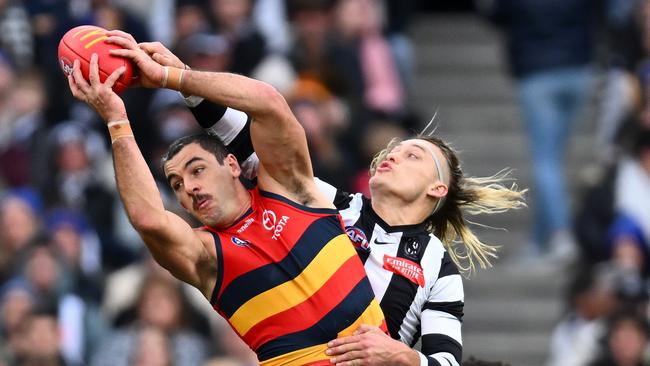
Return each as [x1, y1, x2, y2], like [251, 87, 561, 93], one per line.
[404, 237, 421, 260]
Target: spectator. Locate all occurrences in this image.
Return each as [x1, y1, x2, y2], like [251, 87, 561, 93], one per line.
[0, 71, 48, 188]
[480, 0, 596, 259]
[207, 0, 267, 76]
[329, 0, 405, 117]
[609, 128, 650, 276]
[19, 243, 107, 365]
[0, 0, 33, 70]
[13, 308, 68, 366]
[0, 280, 35, 365]
[45, 209, 103, 301]
[93, 274, 208, 366]
[0, 188, 44, 283]
[129, 325, 173, 366]
[547, 264, 619, 366]
[594, 0, 644, 162]
[590, 310, 650, 366]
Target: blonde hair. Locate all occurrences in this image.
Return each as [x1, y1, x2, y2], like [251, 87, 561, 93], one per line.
[370, 135, 527, 275]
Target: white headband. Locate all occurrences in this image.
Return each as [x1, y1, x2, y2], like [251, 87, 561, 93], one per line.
[407, 139, 447, 214]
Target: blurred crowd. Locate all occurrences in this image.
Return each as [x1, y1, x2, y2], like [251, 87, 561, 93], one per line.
[0, 0, 418, 365]
[480, 1, 650, 365]
[2, 0, 650, 365]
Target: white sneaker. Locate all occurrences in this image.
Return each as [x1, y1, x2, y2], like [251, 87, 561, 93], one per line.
[547, 230, 579, 264]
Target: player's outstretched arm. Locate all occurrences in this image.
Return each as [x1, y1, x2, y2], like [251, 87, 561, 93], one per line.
[136, 40, 259, 180]
[66, 53, 216, 297]
[108, 33, 328, 208]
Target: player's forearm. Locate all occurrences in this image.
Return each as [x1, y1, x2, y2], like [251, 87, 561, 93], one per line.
[111, 135, 168, 232]
[390, 339, 422, 366]
[179, 69, 285, 120]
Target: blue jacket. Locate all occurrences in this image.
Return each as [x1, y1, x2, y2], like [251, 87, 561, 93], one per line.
[484, 0, 595, 78]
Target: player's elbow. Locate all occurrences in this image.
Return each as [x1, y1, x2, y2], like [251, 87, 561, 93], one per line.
[255, 82, 289, 117]
[129, 212, 168, 236]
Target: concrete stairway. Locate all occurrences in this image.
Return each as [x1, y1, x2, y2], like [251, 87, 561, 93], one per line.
[409, 14, 599, 366]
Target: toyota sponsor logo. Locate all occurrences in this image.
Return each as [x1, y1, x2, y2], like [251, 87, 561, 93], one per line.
[262, 210, 276, 230]
[262, 209, 290, 240]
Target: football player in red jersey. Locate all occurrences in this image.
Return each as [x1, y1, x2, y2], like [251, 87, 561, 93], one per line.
[129, 39, 528, 366]
[65, 36, 386, 365]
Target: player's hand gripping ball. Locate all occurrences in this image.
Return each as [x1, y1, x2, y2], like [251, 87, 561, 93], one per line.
[58, 25, 134, 94]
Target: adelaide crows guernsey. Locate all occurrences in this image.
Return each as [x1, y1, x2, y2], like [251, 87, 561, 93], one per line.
[203, 187, 386, 366]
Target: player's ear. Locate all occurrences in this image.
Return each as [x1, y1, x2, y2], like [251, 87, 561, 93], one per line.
[225, 154, 241, 177]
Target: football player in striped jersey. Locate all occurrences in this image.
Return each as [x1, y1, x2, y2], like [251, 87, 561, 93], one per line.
[134, 39, 526, 366]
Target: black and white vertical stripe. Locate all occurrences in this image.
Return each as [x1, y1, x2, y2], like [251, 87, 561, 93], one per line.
[327, 188, 464, 366]
[190, 99, 464, 366]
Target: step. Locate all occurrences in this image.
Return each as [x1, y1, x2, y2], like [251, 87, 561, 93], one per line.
[411, 14, 500, 44]
[463, 298, 563, 332]
[412, 72, 516, 103]
[463, 330, 549, 366]
[464, 261, 567, 298]
[416, 42, 505, 71]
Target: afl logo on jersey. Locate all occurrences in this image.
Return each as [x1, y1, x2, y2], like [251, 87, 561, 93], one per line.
[345, 226, 370, 252]
[231, 237, 251, 247]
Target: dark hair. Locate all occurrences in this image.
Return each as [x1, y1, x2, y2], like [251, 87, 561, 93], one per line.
[161, 132, 229, 168]
[605, 308, 650, 341]
[632, 129, 650, 156]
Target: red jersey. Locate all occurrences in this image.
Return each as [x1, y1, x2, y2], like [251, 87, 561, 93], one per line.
[203, 187, 386, 366]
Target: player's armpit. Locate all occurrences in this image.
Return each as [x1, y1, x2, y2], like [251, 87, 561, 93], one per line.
[138, 211, 217, 298]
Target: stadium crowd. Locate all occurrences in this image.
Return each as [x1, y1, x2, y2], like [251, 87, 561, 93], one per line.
[0, 0, 416, 365]
[1, 0, 650, 365]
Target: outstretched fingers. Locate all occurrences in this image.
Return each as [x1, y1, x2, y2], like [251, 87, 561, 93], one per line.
[105, 30, 137, 46]
[105, 66, 126, 89]
[71, 59, 89, 93]
[88, 53, 100, 85]
[138, 41, 162, 56]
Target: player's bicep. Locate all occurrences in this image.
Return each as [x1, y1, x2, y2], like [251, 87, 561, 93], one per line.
[139, 211, 216, 294]
[249, 91, 314, 189]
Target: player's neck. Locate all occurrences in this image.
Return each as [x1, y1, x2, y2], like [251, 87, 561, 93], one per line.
[370, 194, 431, 227]
[223, 184, 253, 228]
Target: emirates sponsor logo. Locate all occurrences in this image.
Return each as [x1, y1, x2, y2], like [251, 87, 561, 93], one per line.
[383, 255, 425, 287]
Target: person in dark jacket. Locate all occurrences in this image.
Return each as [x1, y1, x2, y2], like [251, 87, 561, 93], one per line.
[480, 0, 596, 258]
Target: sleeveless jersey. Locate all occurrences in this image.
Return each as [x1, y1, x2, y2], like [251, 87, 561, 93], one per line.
[204, 187, 386, 366]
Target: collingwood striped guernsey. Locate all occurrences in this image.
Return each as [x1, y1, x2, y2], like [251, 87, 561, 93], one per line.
[186, 98, 464, 366]
[317, 180, 464, 366]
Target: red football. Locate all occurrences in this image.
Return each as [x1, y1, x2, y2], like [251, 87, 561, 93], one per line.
[58, 25, 134, 94]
